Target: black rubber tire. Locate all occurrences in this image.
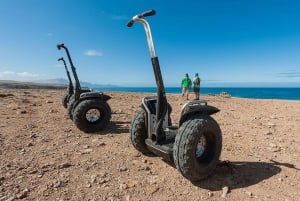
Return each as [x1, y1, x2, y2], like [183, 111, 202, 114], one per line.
[62, 94, 69, 109]
[167, 103, 172, 126]
[73, 99, 111, 133]
[67, 95, 75, 120]
[173, 115, 222, 182]
[129, 109, 153, 155]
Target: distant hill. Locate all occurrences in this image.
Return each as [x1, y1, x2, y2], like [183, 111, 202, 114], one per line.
[40, 78, 119, 89]
[0, 79, 119, 89]
[0, 80, 66, 89]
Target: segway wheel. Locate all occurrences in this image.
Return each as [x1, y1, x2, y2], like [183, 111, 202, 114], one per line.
[62, 94, 69, 109]
[73, 99, 111, 133]
[173, 115, 222, 182]
[129, 109, 153, 156]
[67, 95, 75, 120]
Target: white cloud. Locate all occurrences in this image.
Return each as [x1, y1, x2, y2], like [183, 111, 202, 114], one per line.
[16, 72, 39, 78]
[84, 50, 103, 57]
[0, 70, 15, 77]
[0, 70, 39, 79]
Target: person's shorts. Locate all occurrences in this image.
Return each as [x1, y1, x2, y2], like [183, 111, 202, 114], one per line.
[182, 87, 190, 94]
[194, 87, 200, 93]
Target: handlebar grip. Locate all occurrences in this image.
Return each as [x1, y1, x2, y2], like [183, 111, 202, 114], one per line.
[127, 20, 134, 27]
[58, 57, 63, 61]
[127, 10, 156, 27]
[139, 10, 156, 18]
[57, 43, 65, 50]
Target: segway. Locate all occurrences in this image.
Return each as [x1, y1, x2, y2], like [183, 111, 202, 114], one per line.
[127, 10, 222, 182]
[57, 57, 91, 109]
[57, 57, 74, 108]
[57, 43, 112, 133]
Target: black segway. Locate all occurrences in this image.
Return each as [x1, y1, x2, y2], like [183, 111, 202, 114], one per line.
[57, 57, 91, 109]
[57, 43, 112, 133]
[57, 57, 74, 108]
[127, 10, 222, 182]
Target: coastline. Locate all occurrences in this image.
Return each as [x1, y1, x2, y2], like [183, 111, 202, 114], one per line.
[98, 87, 300, 101]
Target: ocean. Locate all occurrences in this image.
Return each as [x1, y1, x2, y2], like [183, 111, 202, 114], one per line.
[94, 87, 300, 101]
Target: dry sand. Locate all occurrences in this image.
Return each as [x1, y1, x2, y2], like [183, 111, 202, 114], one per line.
[0, 88, 299, 201]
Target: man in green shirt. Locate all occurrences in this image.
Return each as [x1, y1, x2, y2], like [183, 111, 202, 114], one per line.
[181, 73, 192, 100]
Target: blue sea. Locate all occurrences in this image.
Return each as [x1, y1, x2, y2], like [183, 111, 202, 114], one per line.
[95, 87, 300, 101]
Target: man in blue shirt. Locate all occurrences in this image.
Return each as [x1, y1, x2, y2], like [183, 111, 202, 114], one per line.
[193, 73, 201, 100]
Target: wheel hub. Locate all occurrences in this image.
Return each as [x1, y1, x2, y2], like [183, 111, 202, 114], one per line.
[195, 136, 206, 158]
[86, 108, 101, 122]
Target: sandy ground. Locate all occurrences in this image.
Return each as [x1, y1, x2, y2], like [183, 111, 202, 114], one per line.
[0, 89, 299, 201]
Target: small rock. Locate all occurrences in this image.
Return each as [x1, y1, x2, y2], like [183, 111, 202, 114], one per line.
[46, 100, 53, 103]
[28, 169, 38, 174]
[17, 188, 29, 199]
[53, 181, 61, 188]
[27, 142, 34, 147]
[120, 183, 128, 190]
[20, 148, 26, 154]
[221, 186, 229, 198]
[208, 192, 214, 197]
[266, 122, 275, 128]
[119, 166, 128, 172]
[90, 175, 97, 183]
[19, 110, 27, 114]
[99, 178, 110, 184]
[30, 134, 37, 138]
[99, 142, 106, 146]
[133, 152, 141, 157]
[81, 148, 93, 154]
[58, 162, 72, 169]
[245, 191, 253, 197]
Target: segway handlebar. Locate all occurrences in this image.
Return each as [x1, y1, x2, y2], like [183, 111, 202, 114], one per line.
[127, 10, 157, 58]
[57, 43, 65, 50]
[57, 57, 63, 61]
[127, 10, 156, 27]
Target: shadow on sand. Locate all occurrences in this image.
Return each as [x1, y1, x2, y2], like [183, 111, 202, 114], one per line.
[91, 120, 130, 135]
[191, 160, 298, 191]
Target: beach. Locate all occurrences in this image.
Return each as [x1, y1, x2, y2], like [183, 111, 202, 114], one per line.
[0, 88, 299, 201]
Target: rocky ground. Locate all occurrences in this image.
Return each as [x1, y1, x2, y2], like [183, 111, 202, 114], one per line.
[0, 89, 299, 201]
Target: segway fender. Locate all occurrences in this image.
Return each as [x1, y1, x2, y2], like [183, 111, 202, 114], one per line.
[179, 100, 220, 126]
[79, 92, 111, 101]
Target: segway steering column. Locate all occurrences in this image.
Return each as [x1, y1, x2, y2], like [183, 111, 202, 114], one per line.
[128, 10, 168, 142]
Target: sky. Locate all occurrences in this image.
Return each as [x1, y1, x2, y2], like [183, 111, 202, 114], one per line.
[0, 0, 300, 87]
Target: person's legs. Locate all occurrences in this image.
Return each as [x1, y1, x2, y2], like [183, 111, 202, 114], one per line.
[194, 87, 200, 100]
[182, 87, 186, 97]
[186, 88, 190, 100]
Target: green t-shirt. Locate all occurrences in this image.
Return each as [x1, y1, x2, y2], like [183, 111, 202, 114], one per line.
[181, 77, 192, 88]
